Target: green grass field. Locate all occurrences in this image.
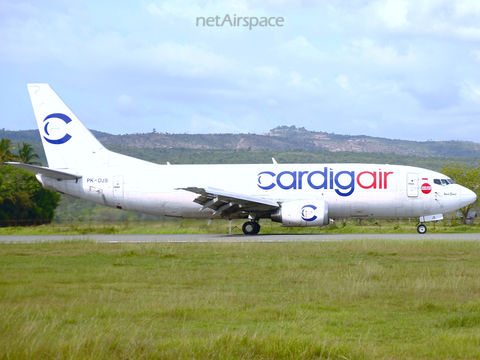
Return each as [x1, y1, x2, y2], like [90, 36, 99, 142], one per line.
[1, 240, 480, 359]
[0, 217, 478, 235]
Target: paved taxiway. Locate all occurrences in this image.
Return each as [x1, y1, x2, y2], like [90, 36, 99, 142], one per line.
[1, 233, 480, 243]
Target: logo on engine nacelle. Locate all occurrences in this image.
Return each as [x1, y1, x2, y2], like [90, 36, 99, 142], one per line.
[301, 204, 318, 222]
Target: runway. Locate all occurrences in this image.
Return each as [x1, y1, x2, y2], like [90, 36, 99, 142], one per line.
[1, 233, 480, 243]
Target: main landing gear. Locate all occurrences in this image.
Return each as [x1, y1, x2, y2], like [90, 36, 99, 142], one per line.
[242, 221, 261, 235]
[416, 223, 427, 234]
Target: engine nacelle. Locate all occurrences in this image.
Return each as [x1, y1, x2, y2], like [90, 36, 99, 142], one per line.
[271, 200, 329, 227]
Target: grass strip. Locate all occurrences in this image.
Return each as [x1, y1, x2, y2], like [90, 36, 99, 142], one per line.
[1, 240, 480, 359]
[0, 217, 479, 235]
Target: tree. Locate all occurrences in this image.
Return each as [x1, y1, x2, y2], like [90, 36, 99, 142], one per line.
[17, 141, 41, 165]
[0, 138, 18, 165]
[0, 166, 35, 221]
[440, 163, 480, 224]
[0, 181, 14, 206]
[0, 165, 60, 223]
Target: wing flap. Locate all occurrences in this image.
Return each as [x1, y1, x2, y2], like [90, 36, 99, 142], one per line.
[178, 186, 279, 216]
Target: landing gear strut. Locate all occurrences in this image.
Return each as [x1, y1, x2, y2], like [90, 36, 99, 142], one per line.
[417, 223, 427, 234]
[416, 214, 443, 234]
[242, 221, 261, 235]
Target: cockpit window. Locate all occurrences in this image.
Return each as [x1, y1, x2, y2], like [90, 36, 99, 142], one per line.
[434, 178, 455, 186]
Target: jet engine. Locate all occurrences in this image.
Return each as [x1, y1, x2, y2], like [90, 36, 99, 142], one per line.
[271, 200, 329, 227]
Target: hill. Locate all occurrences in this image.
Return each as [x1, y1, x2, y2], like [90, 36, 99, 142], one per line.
[96, 126, 480, 157]
[2, 125, 480, 161]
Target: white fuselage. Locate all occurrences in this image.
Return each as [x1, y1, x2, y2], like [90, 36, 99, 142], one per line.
[21, 84, 477, 234]
[38, 163, 469, 220]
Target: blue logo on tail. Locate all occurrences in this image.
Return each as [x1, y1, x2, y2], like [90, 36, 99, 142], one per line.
[43, 113, 72, 145]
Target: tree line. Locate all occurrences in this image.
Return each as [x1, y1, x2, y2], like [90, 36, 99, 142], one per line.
[0, 139, 60, 223]
[104, 145, 480, 171]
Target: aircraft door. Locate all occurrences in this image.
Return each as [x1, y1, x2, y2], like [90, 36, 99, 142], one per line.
[113, 175, 124, 198]
[407, 173, 418, 197]
[351, 202, 369, 217]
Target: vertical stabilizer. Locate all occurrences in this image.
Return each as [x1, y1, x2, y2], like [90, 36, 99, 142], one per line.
[27, 84, 109, 169]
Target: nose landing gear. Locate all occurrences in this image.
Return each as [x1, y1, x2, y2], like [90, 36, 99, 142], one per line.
[416, 214, 443, 234]
[242, 221, 261, 235]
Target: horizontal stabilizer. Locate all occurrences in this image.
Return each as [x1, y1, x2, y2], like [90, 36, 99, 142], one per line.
[6, 162, 82, 180]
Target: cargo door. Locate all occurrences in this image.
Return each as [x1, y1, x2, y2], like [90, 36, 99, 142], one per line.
[351, 202, 369, 217]
[407, 173, 418, 197]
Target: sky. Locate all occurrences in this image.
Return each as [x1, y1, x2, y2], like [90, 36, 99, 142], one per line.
[2, 0, 480, 142]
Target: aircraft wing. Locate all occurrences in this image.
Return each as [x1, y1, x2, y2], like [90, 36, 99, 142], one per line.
[178, 186, 279, 216]
[6, 162, 82, 180]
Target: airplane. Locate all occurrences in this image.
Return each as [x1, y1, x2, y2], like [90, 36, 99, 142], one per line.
[7, 84, 477, 235]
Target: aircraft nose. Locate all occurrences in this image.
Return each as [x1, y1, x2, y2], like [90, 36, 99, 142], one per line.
[460, 186, 477, 208]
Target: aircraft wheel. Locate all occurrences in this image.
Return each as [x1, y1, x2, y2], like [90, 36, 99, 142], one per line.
[417, 224, 427, 234]
[242, 221, 260, 235]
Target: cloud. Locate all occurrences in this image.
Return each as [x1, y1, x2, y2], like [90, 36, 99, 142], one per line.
[75, 30, 233, 78]
[286, 72, 320, 92]
[365, 0, 480, 40]
[117, 94, 140, 117]
[374, 0, 409, 29]
[335, 74, 351, 90]
[280, 36, 322, 60]
[3, 0, 480, 141]
[254, 66, 280, 78]
[349, 38, 416, 66]
[0, 1, 232, 79]
[190, 114, 240, 133]
[148, 42, 231, 76]
[146, 3, 164, 16]
[405, 85, 460, 111]
[146, 0, 251, 19]
[460, 81, 480, 103]
[265, 98, 278, 106]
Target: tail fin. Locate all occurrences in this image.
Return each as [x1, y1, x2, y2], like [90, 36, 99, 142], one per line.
[28, 84, 109, 169]
[28, 84, 153, 170]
